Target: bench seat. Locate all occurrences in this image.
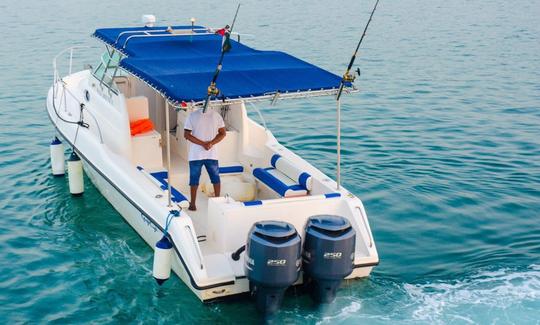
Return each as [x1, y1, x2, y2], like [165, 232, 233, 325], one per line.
[253, 167, 308, 197]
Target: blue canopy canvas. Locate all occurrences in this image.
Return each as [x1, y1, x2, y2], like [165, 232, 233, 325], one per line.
[93, 26, 347, 104]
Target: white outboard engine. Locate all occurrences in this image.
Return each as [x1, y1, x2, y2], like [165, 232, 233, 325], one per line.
[303, 215, 356, 303]
[246, 221, 301, 314]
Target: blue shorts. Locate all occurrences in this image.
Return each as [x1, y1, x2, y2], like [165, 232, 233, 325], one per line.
[189, 159, 220, 186]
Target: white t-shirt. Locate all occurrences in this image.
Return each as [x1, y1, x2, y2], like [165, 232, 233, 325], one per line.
[184, 109, 225, 161]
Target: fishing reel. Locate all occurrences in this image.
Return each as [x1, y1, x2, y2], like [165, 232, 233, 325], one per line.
[342, 72, 355, 83]
[207, 82, 220, 97]
[342, 68, 361, 83]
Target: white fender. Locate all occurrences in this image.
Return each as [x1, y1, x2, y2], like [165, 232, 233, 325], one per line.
[50, 137, 65, 176]
[153, 236, 172, 285]
[67, 151, 84, 195]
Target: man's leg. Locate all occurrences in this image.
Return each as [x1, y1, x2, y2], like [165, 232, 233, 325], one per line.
[189, 186, 198, 210]
[188, 160, 203, 210]
[213, 183, 221, 197]
[204, 160, 221, 197]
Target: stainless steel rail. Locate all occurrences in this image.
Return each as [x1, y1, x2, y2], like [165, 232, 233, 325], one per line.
[52, 46, 105, 144]
[169, 87, 358, 110]
[114, 27, 213, 44]
[122, 31, 215, 48]
[185, 225, 204, 270]
[53, 46, 90, 84]
[115, 27, 250, 48]
[248, 102, 268, 130]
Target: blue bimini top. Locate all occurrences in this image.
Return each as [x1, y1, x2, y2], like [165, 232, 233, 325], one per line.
[93, 25, 349, 104]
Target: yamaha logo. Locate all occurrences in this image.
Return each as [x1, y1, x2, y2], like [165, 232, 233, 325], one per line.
[323, 252, 342, 259]
[267, 259, 287, 266]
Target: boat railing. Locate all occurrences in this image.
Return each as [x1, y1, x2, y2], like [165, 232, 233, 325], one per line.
[53, 81, 105, 145]
[114, 27, 211, 44]
[137, 166, 167, 190]
[355, 206, 374, 248]
[247, 102, 267, 130]
[185, 225, 204, 270]
[53, 46, 91, 96]
[115, 27, 250, 49]
[122, 32, 211, 48]
[114, 28, 171, 44]
[180, 88, 356, 110]
[52, 46, 105, 144]
[113, 27, 247, 44]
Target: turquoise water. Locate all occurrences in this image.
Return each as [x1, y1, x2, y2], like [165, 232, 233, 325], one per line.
[1, 0, 540, 323]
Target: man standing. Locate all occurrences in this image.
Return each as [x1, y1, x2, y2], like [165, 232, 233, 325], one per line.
[184, 108, 226, 211]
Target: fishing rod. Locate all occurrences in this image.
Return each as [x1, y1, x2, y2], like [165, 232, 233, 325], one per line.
[335, 0, 380, 190]
[336, 0, 380, 101]
[202, 3, 241, 113]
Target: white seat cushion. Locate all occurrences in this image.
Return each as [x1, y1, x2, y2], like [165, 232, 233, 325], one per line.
[271, 154, 312, 191]
[126, 96, 149, 122]
[253, 168, 307, 197]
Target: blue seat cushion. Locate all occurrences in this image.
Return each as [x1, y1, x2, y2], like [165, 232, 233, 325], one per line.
[270, 154, 312, 190]
[219, 165, 244, 174]
[150, 171, 189, 203]
[253, 168, 307, 197]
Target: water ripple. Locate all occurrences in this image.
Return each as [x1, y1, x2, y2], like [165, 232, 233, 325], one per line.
[1, 0, 540, 323]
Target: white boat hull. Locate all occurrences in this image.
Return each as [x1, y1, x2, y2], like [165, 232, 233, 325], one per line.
[46, 68, 378, 303]
[82, 157, 248, 300]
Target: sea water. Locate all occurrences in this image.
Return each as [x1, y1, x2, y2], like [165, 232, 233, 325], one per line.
[0, 0, 539, 323]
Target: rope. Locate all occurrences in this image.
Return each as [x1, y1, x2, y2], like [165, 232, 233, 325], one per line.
[51, 81, 83, 126]
[52, 81, 90, 147]
[163, 210, 180, 236]
[73, 103, 90, 145]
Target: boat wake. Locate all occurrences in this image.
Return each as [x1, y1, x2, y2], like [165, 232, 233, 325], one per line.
[403, 264, 540, 324]
[310, 265, 540, 324]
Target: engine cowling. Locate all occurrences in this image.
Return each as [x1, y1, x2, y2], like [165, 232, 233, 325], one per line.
[303, 215, 356, 303]
[245, 221, 301, 314]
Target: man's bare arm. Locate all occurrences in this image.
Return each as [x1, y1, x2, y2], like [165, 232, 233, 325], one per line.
[184, 130, 207, 146]
[209, 127, 226, 146]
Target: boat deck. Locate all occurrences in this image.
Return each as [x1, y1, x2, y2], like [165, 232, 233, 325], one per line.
[166, 153, 211, 236]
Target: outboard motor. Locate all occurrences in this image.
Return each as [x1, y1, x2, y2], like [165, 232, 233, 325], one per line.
[303, 215, 356, 303]
[245, 221, 301, 314]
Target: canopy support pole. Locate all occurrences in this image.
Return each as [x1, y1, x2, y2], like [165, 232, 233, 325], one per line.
[336, 98, 341, 190]
[165, 101, 172, 207]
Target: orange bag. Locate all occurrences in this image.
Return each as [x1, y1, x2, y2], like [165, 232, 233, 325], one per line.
[130, 118, 154, 136]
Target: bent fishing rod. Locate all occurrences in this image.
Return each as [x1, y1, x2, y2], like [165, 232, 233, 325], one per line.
[202, 3, 241, 113]
[336, 0, 380, 101]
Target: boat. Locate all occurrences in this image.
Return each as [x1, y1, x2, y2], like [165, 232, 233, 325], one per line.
[46, 15, 379, 314]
